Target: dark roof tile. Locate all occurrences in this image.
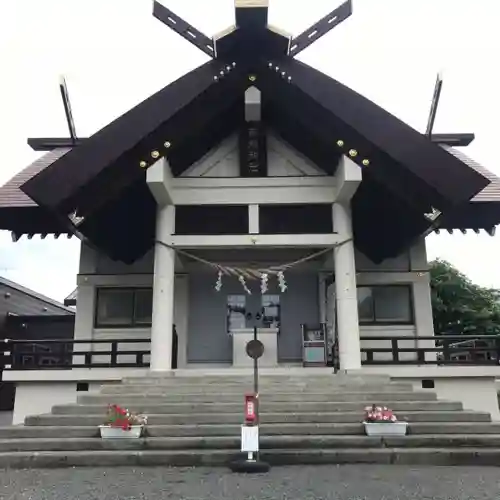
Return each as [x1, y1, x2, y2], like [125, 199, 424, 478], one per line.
[0, 145, 499, 207]
[0, 149, 71, 208]
[442, 146, 500, 202]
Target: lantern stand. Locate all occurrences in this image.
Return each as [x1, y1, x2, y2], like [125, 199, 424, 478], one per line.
[229, 327, 270, 473]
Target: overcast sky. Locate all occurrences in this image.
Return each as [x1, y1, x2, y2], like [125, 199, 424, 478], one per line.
[0, 0, 499, 302]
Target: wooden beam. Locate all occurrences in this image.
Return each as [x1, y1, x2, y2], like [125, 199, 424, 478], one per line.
[27, 138, 87, 151]
[59, 76, 78, 143]
[425, 72, 443, 136]
[153, 1, 215, 57]
[166, 233, 342, 248]
[289, 0, 352, 57]
[170, 176, 337, 205]
[430, 133, 475, 147]
[235, 0, 268, 29]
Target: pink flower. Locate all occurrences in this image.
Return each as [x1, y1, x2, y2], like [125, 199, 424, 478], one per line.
[363, 404, 399, 423]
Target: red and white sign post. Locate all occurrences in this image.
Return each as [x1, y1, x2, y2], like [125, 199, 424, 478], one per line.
[229, 329, 270, 473]
[241, 393, 259, 462]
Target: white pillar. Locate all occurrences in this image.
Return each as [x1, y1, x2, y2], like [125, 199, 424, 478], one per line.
[333, 202, 362, 371]
[150, 205, 176, 372]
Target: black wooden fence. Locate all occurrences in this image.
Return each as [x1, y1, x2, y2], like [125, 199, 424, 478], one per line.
[360, 335, 500, 366]
[2, 333, 500, 370]
[0, 328, 180, 370]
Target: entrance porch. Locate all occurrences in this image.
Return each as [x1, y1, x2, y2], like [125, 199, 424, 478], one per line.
[155, 223, 360, 371]
[185, 263, 325, 367]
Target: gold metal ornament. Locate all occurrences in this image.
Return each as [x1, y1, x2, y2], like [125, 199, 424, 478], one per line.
[151, 150, 160, 159]
[139, 161, 147, 168]
[349, 149, 358, 157]
[336, 140, 344, 147]
[362, 159, 370, 166]
[249, 75, 256, 82]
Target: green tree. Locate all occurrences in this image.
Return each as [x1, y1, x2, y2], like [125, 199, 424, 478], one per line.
[430, 259, 500, 335]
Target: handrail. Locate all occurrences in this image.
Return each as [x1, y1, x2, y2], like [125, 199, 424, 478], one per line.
[360, 335, 500, 366]
[0, 338, 153, 370]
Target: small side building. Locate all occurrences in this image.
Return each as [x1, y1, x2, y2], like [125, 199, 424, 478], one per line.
[0, 276, 74, 414]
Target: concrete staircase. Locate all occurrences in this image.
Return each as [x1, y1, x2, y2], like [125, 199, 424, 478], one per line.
[2, 371, 500, 468]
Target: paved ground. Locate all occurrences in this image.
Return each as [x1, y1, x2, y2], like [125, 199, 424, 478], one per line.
[1, 465, 500, 499]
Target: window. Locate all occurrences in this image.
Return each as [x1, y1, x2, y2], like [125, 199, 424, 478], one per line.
[262, 295, 280, 328]
[175, 206, 249, 235]
[227, 295, 246, 331]
[95, 288, 153, 327]
[259, 205, 333, 234]
[357, 285, 413, 324]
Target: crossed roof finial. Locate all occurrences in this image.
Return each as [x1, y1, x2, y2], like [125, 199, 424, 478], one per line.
[153, 0, 352, 59]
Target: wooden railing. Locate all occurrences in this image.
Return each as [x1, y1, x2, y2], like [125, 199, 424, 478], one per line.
[360, 335, 500, 366]
[1, 339, 152, 370]
[3, 334, 500, 370]
[1, 327, 180, 371]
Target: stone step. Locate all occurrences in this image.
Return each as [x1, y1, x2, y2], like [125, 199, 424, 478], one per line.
[99, 384, 418, 395]
[53, 400, 464, 415]
[79, 391, 438, 404]
[0, 435, 379, 452]
[24, 410, 491, 427]
[3, 434, 500, 453]
[4, 421, 500, 440]
[115, 380, 413, 390]
[121, 374, 391, 385]
[2, 447, 500, 468]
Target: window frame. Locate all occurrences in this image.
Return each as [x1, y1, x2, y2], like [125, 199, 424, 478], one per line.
[261, 294, 281, 329]
[226, 294, 247, 332]
[357, 284, 414, 325]
[94, 287, 154, 328]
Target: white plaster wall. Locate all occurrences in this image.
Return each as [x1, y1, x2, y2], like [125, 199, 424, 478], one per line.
[12, 382, 77, 425]
[408, 377, 500, 421]
[356, 238, 434, 362]
[360, 325, 417, 362]
[74, 243, 189, 369]
[77, 272, 153, 344]
[174, 275, 189, 368]
[362, 366, 500, 421]
[321, 237, 434, 362]
[181, 133, 324, 178]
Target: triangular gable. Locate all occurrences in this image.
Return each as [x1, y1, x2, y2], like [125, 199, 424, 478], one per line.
[181, 133, 324, 177]
[267, 134, 323, 176]
[181, 136, 239, 177]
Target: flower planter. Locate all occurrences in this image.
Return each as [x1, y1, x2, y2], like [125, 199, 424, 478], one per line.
[99, 425, 144, 439]
[364, 421, 408, 437]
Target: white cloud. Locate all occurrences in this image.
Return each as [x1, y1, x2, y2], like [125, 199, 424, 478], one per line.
[0, 0, 499, 298]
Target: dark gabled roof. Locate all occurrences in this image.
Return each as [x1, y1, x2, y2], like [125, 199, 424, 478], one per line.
[443, 146, 500, 202]
[0, 133, 499, 262]
[0, 149, 70, 208]
[22, 60, 250, 217]
[0, 275, 75, 315]
[260, 59, 489, 213]
[0, 149, 71, 236]
[1, 2, 498, 263]
[434, 146, 500, 232]
[20, 60, 488, 218]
